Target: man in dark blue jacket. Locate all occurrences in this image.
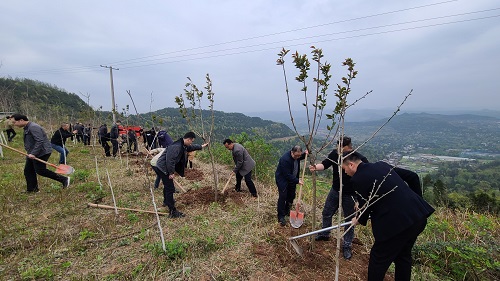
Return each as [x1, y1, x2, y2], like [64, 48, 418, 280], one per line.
[342, 153, 435, 281]
[275, 145, 306, 226]
[156, 132, 208, 218]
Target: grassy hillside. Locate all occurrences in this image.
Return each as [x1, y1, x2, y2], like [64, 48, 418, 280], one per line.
[0, 138, 498, 280]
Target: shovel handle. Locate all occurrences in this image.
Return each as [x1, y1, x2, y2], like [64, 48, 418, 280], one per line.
[289, 222, 352, 240]
[0, 142, 57, 168]
[221, 173, 234, 193]
[173, 178, 187, 192]
[295, 152, 308, 209]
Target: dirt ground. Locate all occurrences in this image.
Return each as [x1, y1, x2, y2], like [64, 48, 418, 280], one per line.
[175, 168, 394, 280]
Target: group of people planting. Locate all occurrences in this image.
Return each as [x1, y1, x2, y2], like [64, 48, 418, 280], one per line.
[4, 113, 434, 280]
[276, 136, 434, 280]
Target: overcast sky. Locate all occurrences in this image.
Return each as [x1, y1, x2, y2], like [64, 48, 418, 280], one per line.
[1, 0, 499, 116]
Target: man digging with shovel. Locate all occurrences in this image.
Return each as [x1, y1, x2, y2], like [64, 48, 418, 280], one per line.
[11, 114, 71, 193]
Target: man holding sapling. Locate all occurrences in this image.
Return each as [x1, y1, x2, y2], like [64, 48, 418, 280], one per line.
[309, 136, 367, 260]
[223, 138, 258, 197]
[342, 152, 435, 281]
[156, 132, 208, 218]
[275, 145, 307, 227]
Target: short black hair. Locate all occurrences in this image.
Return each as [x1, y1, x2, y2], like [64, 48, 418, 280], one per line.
[183, 132, 196, 139]
[11, 113, 29, 121]
[337, 136, 352, 147]
[342, 151, 361, 163]
[223, 139, 233, 145]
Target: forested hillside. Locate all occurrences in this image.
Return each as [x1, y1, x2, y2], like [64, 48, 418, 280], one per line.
[0, 77, 93, 120]
[125, 107, 295, 141]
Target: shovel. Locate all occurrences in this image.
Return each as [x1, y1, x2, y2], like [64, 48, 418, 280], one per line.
[0, 143, 75, 175]
[290, 153, 308, 228]
[289, 222, 352, 257]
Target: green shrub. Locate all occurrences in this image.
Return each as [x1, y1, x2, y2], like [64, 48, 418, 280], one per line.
[79, 229, 96, 241]
[413, 241, 500, 280]
[73, 169, 91, 181]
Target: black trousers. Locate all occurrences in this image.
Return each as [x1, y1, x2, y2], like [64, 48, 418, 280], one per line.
[158, 172, 176, 211]
[368, 218, 428, 281]
[235, 171, 257, 195]
[24, 153, 66, 192]
[100, 138, 111, 156]
[110, 139, 119, 156]
[6, 128, 16, 141]
[276, 183, 296, 219]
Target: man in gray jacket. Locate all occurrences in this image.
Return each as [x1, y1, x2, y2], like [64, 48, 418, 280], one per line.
[11, 114, 70, 193]
[223, 139, 257, 197]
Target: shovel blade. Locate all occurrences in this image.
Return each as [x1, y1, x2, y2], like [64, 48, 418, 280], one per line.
[289, 239, 303, 257]
[55, 164, 75, 175]
[290, 211, 304, 228]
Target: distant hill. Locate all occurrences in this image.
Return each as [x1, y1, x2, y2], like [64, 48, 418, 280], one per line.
[126, 107, 295, 141]
[346, 113, 500, 156]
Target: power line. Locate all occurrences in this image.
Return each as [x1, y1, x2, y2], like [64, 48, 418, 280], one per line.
[3, 5, 499, 75]
[104, 0, 460, 65]
[116, 13, 500, 69]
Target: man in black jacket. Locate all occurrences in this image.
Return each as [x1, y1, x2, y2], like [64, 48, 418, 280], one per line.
[309, 136, 368, 259]
[50, 123, 76, 164]
[98, 124, 111, 157]
[156, 132, 208, 218]
[342, 153, 435, 281]
[11, 114, 70, 192]
[109, 120, 121, 157]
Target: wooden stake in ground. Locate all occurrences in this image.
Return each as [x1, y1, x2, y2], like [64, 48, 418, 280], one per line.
[87, 203, 169, 215]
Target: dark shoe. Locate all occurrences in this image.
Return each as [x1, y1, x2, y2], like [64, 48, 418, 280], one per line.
[63, 177, 71, 188]
[343, 247, 352, 260]
[314, 235, 330, 241]
[235, 187, 242, 192]
[279, 217, 286, 227]
[251, 193, 258, 198]
[169, 209, 185, 218]
[26, 189, 40, 193]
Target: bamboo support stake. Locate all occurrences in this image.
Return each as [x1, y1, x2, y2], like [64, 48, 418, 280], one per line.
[87, 203, 169, 215]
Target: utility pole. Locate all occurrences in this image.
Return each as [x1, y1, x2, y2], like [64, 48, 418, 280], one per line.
[100, 65, 119, 123]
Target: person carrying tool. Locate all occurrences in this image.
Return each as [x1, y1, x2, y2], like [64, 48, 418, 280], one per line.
[223, 138, 258, 197]
[50, 123, 77, 164]
[275, 145, 307, 227]
[342, 153, 435, 281]
[156, 132, 208, 218]
[309, 136, 368, 260]
[10, 114, 70, 193]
